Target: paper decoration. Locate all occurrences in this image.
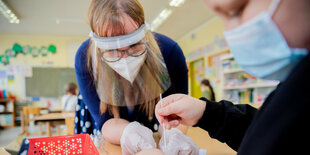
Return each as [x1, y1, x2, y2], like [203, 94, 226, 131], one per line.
[23, 45, 31, 55]
[1, 43, 57, 65]
[48, 45, 57, 53]
[40, 46, 49, 56]
[31, 47, 40, 57]
[28, 134, 99, 155]
[5, 49, 16, 57]
[0, 55, 9, 65]
[12, 43, 23, 53]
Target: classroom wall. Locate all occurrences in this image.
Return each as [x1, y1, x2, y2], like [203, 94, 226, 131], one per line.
[0, 33, 87, 67]
[177, 17, 227, 100]
[0, 18, 227, 103]
[0, 33, 88, 105]
[178, 17, 226, 55]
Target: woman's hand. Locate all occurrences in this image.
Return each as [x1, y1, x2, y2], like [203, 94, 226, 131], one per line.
[155, 94, 206, 129]
[159, 128, 199, 155]
[120, 122, 156, 155]
[101, 118, 130, 145]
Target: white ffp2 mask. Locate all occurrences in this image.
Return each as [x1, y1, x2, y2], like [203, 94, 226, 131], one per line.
[105, 53, 146, 83]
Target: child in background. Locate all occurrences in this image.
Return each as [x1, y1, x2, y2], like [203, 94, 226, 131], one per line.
[200, 79, 215, 101]
[61, 82, 78, 111]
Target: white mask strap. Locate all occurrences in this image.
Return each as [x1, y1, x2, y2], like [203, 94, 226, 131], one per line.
[92, 41, 98, 80]
[268, 0, 281, 17]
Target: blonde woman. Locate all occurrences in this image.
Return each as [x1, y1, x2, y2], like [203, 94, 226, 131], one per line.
[74, 0, 190, 153]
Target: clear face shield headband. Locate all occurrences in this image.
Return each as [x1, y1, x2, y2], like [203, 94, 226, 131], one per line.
[89, 23, 151, 50]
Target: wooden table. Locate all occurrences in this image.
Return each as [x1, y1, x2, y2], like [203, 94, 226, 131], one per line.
[0, 147, 10, 155]
[187, 127, 236, 155]
[98, 127, 236, 155]
[34, 112, 75, 137]
[1, 127, 236, 155]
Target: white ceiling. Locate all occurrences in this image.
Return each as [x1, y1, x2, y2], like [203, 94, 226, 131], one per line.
[0, 0, 214, 41]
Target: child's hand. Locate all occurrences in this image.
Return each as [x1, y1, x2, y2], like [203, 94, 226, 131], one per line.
[155, 94, 206, 129]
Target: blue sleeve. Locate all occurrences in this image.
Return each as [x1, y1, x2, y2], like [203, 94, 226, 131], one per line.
[75, 39, 112, 128]
[154, 33, 189, 96]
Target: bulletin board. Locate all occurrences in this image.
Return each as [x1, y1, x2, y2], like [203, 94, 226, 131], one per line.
[205, 50, 230, 81]
[25, 67, 77, 97]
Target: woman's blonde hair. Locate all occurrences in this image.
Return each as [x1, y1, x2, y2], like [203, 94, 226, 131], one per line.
[87, 0, 170, 119]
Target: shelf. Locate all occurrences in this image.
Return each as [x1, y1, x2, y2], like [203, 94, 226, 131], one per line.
[0, 98, 15, 128]
[0, 125, 14, 129]
[224, 83, 279, 90]
[0, 111, 13, 114]
[0, 98, 13, 102]
[220, 54, 233, 61]
[223, 68, 244, 74]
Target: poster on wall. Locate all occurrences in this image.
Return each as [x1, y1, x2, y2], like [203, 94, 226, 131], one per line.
[205, 50, 230, 81]
[6, 65, 17, 76]
[0, 70, 8, 90]
[6, 65, 32, 77]
[7, 75, 15, 84]
[23, 66, 33, 77]
[193, 59, 205, 83]
[5, 65, 31, 100]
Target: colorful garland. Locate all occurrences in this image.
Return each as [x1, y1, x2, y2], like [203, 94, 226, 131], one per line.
[1, 43, 57, 65]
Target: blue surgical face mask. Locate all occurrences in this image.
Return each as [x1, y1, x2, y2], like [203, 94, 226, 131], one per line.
[224, 0, 308, 82]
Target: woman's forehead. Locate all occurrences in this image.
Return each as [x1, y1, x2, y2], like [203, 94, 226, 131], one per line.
[105, 14, 139, 37]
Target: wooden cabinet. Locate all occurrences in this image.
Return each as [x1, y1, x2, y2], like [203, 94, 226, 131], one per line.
[0, 99, 15, 128]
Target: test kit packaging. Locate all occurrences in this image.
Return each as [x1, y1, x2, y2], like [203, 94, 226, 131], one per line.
[27, 134, 99, 155]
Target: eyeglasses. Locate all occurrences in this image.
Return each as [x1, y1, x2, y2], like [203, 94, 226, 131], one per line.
[100, 41, 148, 62]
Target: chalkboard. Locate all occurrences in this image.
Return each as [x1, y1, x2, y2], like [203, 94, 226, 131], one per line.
[25, 67, 77, 97]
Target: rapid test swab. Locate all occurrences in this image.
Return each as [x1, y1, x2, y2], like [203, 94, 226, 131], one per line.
[160, 93, 167, 149]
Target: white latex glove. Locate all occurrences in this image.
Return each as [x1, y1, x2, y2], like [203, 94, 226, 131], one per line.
[120, 121, 156, 155]
[159, 128, 199, 155]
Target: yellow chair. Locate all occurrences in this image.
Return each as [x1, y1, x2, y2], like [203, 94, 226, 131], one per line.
[21, 107, 44, 136]
[65, 116, 75, 135]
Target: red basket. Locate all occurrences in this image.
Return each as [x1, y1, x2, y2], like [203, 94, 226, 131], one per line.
[28, 134, 99, 155]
